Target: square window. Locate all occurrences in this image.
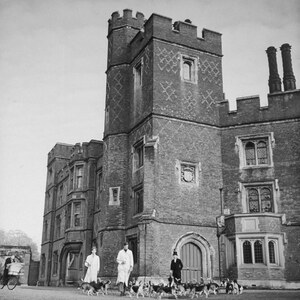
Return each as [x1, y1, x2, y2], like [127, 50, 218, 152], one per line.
[236, 133, 274, 168]
[246, 185, 274, 213]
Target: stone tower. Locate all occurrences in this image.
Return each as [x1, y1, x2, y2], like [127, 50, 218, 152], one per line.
[96, 9, 224, 281]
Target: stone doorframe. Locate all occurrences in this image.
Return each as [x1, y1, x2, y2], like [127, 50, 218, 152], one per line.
[173, 232, 215, 280]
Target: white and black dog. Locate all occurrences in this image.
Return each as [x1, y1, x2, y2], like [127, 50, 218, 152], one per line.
[79, 278, 111, 296]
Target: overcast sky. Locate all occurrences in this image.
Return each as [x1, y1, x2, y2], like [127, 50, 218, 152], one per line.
[0, 0, 299, 250]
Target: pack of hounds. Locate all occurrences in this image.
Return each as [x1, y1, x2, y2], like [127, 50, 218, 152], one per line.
[79, 277, 244, 298]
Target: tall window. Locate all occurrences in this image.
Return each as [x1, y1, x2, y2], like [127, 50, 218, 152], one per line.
[244, 139, 269, 166]
[74, 202, 81, 227]
[55, 215, 61, 239]
[133, 140, 144, 171]
[181, 56, 197, 83]
[44, 220, 48, 241]
[254, 240, 263, 263]
[96, 169, 103, 210]
[69, 168, 74, 190]
[41, 254, 46, 277]
[58, 184, 63, 207]
[66, 204, 71, 229]
[243, 241, 252, 263]
[247, 186, 273, 213]
[75, 166, 83, 189]
[183, 61, 192, 81]
[268, 241, 276, 264]
[134, 61, 142, 87]
[53, 251, 58, 275]
[134, 186, 143, 214]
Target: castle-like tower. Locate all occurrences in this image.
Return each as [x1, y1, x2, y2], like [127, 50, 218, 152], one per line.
[39, 9, 300, 288]
[97, 9, 224, 281]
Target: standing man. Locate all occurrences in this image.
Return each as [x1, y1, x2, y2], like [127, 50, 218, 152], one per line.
[116, 242, 133, 296]
[170, 251, 183, 284]
[83, 246, 100, 283]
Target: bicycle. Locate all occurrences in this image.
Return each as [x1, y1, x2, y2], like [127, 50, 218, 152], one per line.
[0, 262, 24, 290]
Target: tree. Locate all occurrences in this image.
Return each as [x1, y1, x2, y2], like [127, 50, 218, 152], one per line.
[1, 229, 40, 260]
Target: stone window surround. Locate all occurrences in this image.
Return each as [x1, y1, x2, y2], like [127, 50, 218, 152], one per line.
[235, 132, 275, 169]
[236, 233, 284, 268]
[238, 180, 279, 214]
[109, 186, 120, 206]
[180, 54, 198, 84]
[176, 159, 201, 186]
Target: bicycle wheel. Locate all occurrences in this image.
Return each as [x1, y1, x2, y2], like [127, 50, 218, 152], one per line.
[7, 276, 18, 290]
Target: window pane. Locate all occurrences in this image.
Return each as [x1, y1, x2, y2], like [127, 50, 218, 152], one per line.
[248, 188, 259, 213]
[268, 241, 276, 263]
[257, 141, 268, 164]
[243, 241, 252, 263]
[254, 240, 263, 263]
[245, 142, 256, 165]
[183, 61, 191, 80]
[261, 187, 272, 212]
[134, 188, 143, 214]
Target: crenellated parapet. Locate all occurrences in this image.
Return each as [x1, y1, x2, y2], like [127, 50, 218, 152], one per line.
[47, 141, 103, 166]
[108, 9, 145, 35]
[47, 143, 73, 165]
[219, 90, 300, 126]
[107, 9, 222, 68]
[69, 140, 103, 163]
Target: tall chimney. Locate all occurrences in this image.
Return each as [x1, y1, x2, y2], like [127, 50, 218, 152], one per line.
[280, 43, 296, 91]
[266, 46, 282, 93]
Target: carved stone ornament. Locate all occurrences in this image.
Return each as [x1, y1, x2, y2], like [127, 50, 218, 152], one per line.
[181, 165, 195, 183]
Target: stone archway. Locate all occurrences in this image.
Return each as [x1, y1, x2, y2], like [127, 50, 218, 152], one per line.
[59, 242, 82, 285]
[173, 232, 215, 282]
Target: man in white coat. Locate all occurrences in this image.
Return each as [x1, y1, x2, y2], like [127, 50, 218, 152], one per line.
[116, 242, 134, 296]
[84, 246, 100, 283]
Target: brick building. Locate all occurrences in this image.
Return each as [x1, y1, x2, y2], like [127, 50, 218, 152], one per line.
[39, 10, 300, 288]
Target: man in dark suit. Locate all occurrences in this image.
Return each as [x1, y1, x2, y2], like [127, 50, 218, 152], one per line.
[170, 251, 183, 284]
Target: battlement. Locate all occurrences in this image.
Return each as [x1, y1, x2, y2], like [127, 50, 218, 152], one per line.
[47, 143, 74, 164]
[219, 90, 300, 126]
[47, 140, 103, 165]
[108, 9, 145, 35]
[108, 9, 222, 58]
[141, 13, 222, 56]
[69, 140, 103, 162]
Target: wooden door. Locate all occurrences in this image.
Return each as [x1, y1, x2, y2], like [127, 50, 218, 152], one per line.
[181, 242, 202, 282]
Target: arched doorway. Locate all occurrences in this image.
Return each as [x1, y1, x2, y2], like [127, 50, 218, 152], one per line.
[181, 242, 202, 282]
[174, 232, 215, 282]
[60, 242, 82, 285]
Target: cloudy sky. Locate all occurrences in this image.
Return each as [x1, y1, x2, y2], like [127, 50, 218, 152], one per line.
[0, 0, 299, 250]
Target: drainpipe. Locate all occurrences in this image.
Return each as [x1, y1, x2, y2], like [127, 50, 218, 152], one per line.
[218, 188, 223, 281]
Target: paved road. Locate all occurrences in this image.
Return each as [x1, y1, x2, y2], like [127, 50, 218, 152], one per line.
[0, 286, 300, 300]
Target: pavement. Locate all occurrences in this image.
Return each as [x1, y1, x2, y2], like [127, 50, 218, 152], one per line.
[0, 285, 300, 300]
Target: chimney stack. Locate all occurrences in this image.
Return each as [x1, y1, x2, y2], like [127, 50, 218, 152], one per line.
[266, 46, 282, 93]
[280, 43, 296, 91]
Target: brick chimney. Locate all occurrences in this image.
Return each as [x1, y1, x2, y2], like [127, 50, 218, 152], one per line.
[280, 43, 296, 91]
[266, 46, 282, 93]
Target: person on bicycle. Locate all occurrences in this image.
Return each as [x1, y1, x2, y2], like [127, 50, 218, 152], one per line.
[1, 254, 15, 289]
